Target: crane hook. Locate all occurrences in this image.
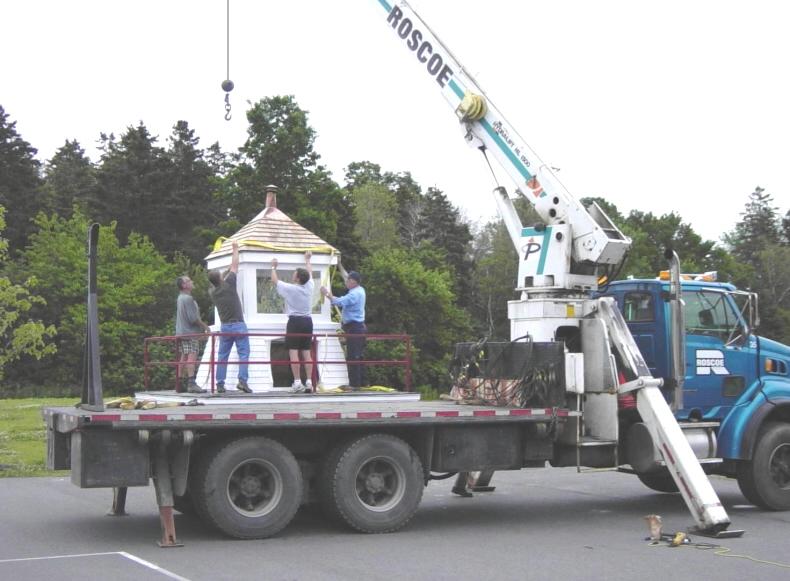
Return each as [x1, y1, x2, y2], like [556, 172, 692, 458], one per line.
[222, 79, 234, 121]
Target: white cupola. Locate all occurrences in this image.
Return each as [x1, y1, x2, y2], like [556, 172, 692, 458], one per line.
[195, 185, 349, 392]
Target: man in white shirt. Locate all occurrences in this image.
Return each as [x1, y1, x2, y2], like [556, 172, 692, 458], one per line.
[271, 251, 315, 393]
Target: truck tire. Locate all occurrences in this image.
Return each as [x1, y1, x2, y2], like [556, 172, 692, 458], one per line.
[324, 434, 423, 533]
[192, 436, 303, 539]
[736, 422, 790, 510]
[636, 470, 679, 493]
[317, 439, 352, 524]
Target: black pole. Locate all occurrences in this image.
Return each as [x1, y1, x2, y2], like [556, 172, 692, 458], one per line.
[81, 223, 104, 411]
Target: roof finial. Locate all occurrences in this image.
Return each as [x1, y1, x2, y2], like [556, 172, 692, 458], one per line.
[265, 184, 279, 209]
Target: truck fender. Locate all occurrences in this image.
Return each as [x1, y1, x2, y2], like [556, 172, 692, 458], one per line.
[718, 380, 790, 460]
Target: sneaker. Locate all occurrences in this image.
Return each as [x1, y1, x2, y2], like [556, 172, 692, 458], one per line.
[187, 379, 206, 394]
[290, 380, 307, 394]
[304, 380, 314, 393]
[216, 382, 226, 394]
[237, 378, 252, 393]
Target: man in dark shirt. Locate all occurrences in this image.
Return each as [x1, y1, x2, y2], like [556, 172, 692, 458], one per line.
[208, 240, 252, 394]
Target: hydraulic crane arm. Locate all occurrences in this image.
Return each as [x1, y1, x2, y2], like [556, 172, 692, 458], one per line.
[375, 1, 630, 283]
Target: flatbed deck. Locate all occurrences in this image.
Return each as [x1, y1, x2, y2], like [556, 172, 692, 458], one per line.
[44, 400, 574, 431]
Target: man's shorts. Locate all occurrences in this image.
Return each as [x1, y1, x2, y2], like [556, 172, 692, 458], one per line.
[286, 316, 313, 350]
[178, 338, 200, 355]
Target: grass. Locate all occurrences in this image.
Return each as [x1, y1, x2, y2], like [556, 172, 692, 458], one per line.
[0, 397, 76, 477]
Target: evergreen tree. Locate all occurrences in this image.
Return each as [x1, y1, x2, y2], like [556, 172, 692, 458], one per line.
[0, 105, 44, 252]
[164, 121, 223, 262]
[724, 186, 781, 263]
[43, 140, 96, 219]
[415, 187, 474, 307]
[93, 124, 173, 247]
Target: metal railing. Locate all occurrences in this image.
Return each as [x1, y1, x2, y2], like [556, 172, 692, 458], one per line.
[143, 331, 412, 393]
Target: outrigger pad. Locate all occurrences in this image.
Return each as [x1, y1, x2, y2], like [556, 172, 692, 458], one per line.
[691, 526, 745, 539]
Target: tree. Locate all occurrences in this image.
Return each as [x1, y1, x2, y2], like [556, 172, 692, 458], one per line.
[469, 220, 518, 339]
[0, 206, 56, 380]
[752, 244, 790, 343]
[344, 162, 422, 248]
[359, 248, 471, 389]
[467, 196, 539, 339]
[43, 140, 96, 219]
[724, 186, 782, 264]
[415, 187, 474, 306]
[351, 182, 398, 253]
[722, 188, 788, 341]
[93, 124, 173, 248]
[164, 121, 224, 261]
[223, 97, 363, 260]
[11, 210, 177, 391]
[0, 105, 44, 252]
[622, 210, 718, 278]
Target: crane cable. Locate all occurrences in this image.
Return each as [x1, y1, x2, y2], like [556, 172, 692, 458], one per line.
[221, 0, 234, 120]
[479, 147, 501, 188]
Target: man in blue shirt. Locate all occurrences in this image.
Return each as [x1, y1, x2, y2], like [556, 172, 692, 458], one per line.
[321, 270, 367, 390]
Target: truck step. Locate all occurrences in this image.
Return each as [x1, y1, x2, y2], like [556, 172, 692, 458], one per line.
[577, 436, 617, 448]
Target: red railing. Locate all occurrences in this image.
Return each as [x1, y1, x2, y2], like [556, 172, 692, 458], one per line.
[143, 331, 413, 393]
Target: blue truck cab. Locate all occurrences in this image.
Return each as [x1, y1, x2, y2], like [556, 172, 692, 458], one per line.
[603, 278, 790, 509]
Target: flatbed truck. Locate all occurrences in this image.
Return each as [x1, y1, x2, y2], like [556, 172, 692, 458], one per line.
[42, 0, 747, 545]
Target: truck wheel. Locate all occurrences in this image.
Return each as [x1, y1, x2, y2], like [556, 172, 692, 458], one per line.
[636, 470, 679, 493]
[317, 439, 351, 524]
[736, 422, 790, 510]
[325, 434, 423, 533]
[193, 436, 303, 539]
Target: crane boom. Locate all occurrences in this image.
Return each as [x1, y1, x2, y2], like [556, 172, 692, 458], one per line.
[376, 0, 630, 292]
[373, 0, 735, 536]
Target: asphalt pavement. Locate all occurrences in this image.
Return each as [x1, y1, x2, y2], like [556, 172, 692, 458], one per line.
[1, 468, 789, 581]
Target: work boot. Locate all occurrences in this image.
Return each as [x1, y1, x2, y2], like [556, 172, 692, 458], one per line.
[216, 382, 226, 394]
[237, 378, 252, 393]
[290, 380, 307, 394]
[187, 378, 206, 394]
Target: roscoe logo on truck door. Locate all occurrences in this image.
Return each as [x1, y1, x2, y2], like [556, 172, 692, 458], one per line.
[385, 4, 455, 88]
[695, 349, 730, 375]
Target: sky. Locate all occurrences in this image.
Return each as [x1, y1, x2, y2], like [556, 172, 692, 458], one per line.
[2, 0, 788, 244]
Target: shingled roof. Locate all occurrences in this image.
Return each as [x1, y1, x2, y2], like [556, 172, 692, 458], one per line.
[205, 187, 338, 260]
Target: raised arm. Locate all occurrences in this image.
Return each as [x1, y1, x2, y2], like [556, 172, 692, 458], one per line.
[229, 239, 239, 274]
[270, 257, 280, 285]
[336, 256, 348, 283]
[304, 250, 313, 277]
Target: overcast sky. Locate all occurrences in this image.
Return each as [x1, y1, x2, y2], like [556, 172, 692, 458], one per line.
[2, 0, 788, 243]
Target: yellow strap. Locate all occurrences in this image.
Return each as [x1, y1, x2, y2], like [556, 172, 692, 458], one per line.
[213, 237, 344, 319]
[212, 236, 335, 253]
